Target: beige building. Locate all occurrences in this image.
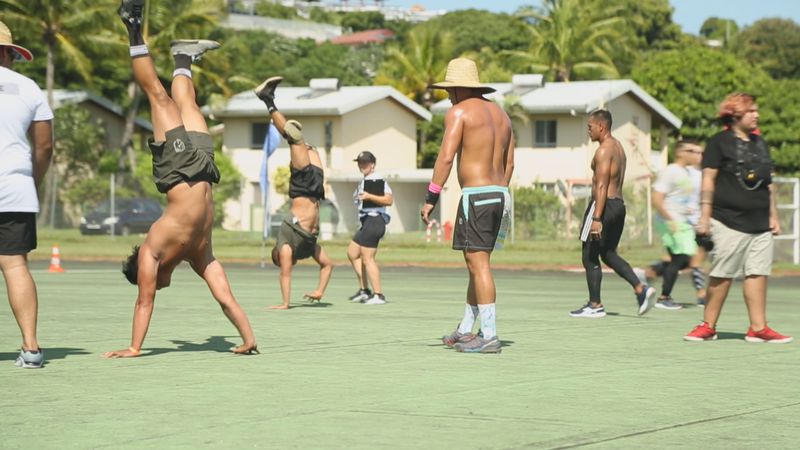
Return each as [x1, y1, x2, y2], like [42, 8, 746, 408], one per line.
[208, 79, 433, 235]
[431, 77, 682, 224]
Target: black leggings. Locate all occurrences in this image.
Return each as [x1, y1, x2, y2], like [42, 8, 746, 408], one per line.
[649, 252, 691, 297]
[582, 199, 641, 302]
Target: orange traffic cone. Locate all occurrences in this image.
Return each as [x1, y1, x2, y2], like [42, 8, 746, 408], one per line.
[48, 245, 65, 273]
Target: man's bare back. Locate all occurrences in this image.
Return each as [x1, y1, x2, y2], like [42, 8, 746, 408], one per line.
[449, 97, 514, 188]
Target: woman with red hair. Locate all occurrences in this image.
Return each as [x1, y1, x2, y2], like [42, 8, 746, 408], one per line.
[684, 93, 792, 343]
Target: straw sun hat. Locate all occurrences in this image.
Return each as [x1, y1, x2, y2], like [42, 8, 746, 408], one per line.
[431, 58, 495, 93]
[0, 20, 33, 61]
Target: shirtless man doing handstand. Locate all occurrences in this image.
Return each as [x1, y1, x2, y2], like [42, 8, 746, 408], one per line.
[105, 0, 257, 357]
[254, 76, 333, 310]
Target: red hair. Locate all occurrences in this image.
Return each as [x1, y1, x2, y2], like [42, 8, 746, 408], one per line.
[718, 92, 755, 122]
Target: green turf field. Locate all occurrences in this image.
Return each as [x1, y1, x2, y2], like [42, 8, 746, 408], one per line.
[2, 261, 799, 449]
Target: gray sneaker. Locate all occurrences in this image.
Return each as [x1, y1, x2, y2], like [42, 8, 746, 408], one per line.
[170, 39, 220, 61]
[14, 349, 44, 369]
[655, 297, 684, 310]
[453, 336, 501, 353]
[442, 329, 475, 347]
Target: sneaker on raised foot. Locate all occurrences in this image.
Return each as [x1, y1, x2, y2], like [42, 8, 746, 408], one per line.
[683, 322, 717, 341]
[14, 348, 44, 369]
[569, 302, 606, 318]
[170, 39, 220, 62]
[453, 336, 501, 353]
[118, 0, 145, 25]
[254, 76, 284, 102]
[655, 296, 684, 310]
[364, 293, 387, 305]
[348, 288, 371, 303]
[636, 285, 657, 316]
[745, 325, 793, 344]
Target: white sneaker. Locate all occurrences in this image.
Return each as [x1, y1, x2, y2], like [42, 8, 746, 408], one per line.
[364, 293, 387, 305]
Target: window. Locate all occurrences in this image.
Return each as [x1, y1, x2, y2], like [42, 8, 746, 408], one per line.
[534, 120, 557, 148]
[251, 122, 268, 149]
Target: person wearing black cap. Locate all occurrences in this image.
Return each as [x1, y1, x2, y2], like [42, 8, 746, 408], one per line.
[254, 75, 333, 310]
[0, 20, 53, 368]
[347, 151, 393, 305]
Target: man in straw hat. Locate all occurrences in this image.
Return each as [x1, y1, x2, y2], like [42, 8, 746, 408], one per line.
[104, 0, 257, 357]
[421, 58, 514, 353]
[0, 20, 53, 368]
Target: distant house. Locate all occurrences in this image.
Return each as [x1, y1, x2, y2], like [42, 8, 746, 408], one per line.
[430, 76, 682, 224]
[331, 29, 395, 46]
[223, 13, 342, 42]
[208, 79, 433, 236]
[53, 89, 153, 149]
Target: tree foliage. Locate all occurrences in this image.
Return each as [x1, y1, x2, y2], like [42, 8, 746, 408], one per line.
[419, 10, 529, 57]
[734, 18, 800, 80]
[700, 17, 739, 42]
[509, 0, 626, 81]
[632, 45, 771, 140]
[340, 11, 385, 32]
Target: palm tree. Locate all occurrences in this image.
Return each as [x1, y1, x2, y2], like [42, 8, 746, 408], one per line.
[0, 0, 115, 226]
[374, 27, 454, 109]
[506, 0, 625, 81]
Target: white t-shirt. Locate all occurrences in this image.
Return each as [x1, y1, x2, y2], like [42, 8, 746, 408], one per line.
[0, 66, 54, 213]
[353, 172, 392, 221]
[686, 166, 702, 226]
[652, 163, 696, 224]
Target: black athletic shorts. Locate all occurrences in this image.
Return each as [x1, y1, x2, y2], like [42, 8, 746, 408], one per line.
[353, 215, 386, 248]
[453, 186, 509, 251]
[0, 212, 37, 255]
[149, 126, 221, 193]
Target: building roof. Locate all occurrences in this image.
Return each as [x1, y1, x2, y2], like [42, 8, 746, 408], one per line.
[209, 84, 432, 121]
[53, 89, 153, 131]
[331, 29, 395, 46]
[430, 79, 682, 130]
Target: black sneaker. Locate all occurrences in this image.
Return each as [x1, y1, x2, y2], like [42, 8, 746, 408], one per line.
[254, 76, 283, 102]
[118, 0, 145, 25]
[348, 288, 371, 303]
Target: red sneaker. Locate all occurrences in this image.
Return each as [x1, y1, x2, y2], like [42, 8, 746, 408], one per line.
[745, 326, 793, 344]
[684, 322, 717, 341]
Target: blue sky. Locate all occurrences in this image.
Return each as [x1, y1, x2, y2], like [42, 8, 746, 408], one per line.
[382, 0, 800, 34]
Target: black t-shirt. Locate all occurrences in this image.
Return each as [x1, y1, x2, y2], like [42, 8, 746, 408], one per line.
[702, 130, 772, 233]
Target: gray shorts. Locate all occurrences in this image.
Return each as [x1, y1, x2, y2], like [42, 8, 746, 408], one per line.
[709, 218, 773, 278]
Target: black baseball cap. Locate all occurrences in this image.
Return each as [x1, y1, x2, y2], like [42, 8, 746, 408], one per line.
[354, 151, 376, 164]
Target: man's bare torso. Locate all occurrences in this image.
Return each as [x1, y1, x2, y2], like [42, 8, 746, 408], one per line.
[592, 136, 627, 199]
[453, 98, 513, 187]
[146, 181, 214, 283]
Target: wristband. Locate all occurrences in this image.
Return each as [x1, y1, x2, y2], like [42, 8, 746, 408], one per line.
[425, 182, 442, 206]
[592, 216, 601, 222]
[128, 346, 141, 355]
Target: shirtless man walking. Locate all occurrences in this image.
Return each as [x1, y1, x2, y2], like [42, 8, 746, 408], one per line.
[254, 76, 333, 310]
[105, 0, 257, 357]
[421, 58, 514, 354]
[570, 110, 656, 318]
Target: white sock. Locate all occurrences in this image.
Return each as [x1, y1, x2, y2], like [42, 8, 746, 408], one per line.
[173, 68, 192, 79]
[457, 304, 478, 334]
[129, 45, 149, 58]
[478, 303, 497, 339]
